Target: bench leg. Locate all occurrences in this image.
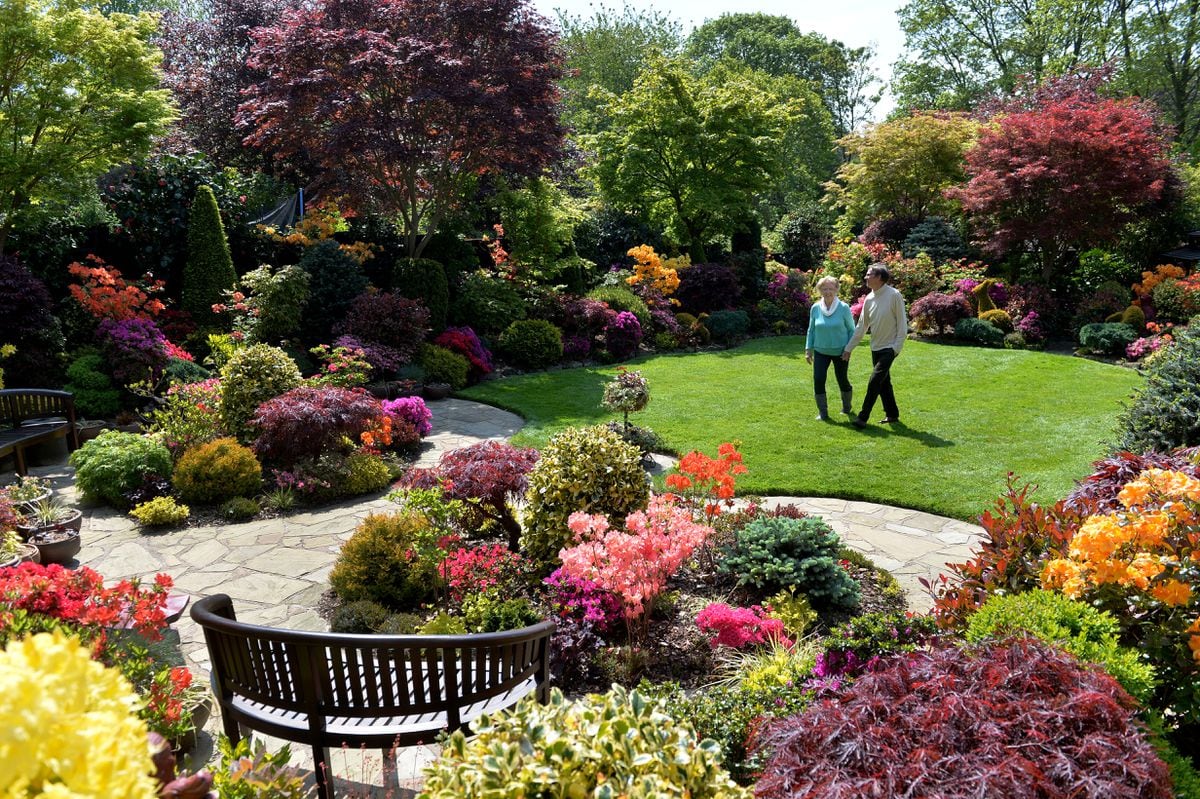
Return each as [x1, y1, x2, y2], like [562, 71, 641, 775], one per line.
[13, 447, 26, 477]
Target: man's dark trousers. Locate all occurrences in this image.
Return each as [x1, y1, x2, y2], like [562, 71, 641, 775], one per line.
[859, 347, 898, 421]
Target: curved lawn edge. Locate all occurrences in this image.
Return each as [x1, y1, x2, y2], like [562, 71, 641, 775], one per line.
[460, 337, 1142, 521]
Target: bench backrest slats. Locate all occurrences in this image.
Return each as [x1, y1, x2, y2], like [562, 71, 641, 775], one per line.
[0, 389, 76, 427]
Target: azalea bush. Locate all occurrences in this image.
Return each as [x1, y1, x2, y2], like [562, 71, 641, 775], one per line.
[98, 317, 170, 387]
[1042, 467, 1200, 724]
[305, 343, 373, 388]
[432, 326, 492, 380]
[67, 254, 165, 322]
[665, 441, 748, 525]
[439, 544, 531, 605]
[381, 395, 433, 438]
[695, 603, 791, 649]
[147, 378, 224, 459]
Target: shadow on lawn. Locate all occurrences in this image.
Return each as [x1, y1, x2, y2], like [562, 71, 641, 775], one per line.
[836, 418, 955, 448]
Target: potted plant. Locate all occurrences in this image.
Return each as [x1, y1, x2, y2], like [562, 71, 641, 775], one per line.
[0, 529, 39, 568]
[2, 475, 51, 510]
[17, 497, 83, 564]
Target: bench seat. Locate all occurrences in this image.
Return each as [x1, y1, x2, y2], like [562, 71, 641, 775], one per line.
[0, 390, 79, 476]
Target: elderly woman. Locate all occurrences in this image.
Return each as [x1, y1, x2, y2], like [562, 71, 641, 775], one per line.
[805, 275, 856, 420]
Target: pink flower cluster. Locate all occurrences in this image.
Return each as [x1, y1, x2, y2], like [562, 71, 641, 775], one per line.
[695, 602, 792, 649]
[439, 544, 527, 603]
[382, 396, 433, 437]
[558, 495, 711, 623]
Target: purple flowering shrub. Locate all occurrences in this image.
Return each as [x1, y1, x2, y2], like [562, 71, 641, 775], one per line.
[334, 335, 406, 377]
[562, 334, 591, 359]
[543, 567, 624, 635]
[909, 292, 972, 335]
[675, 263, 741, 314]
[433, 326, 493, 380]
[98, 317, 169, 386]
[1005, 283, 1059, 341]
[381, 396, 432, 437]
[955, 277, 1009, 308]
[603, 311, 642, 360]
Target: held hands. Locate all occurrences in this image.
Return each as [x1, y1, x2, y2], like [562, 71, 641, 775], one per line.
[840, 351, 851, 362]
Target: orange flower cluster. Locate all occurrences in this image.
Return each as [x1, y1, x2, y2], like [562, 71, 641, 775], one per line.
[1042, 468, 1200, 663]
[625, 244, 681, 305]
[359, 414, 394, 450]
[67, 255, 165, 322]
[665, 441, 748, 521]
[1132, 263, 1186, 298]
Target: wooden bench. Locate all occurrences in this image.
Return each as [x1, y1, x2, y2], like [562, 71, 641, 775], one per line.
[0, 389, 79, 476]
[191, 594, 555, 799]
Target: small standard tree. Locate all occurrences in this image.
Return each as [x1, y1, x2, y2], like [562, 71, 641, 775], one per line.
[182, 185, 237, 324]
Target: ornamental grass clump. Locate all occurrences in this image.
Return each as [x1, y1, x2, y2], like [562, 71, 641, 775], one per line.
[417, 685, 751, 799]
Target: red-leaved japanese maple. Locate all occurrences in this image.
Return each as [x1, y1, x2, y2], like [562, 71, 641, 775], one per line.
[752, 638, 1172, 799]
[250, 386, 383, 466]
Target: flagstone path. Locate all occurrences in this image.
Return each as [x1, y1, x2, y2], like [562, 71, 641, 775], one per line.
[12, 397, 984, 796]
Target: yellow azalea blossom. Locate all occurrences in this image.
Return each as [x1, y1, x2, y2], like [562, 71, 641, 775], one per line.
[1069, 516, 1124, 562]
[1150, 579, 1193, 606]
[1118, 480, 1152, 509]
[0, 631, 158, 798]
[1130, 512, 1171, 548]
[1123, 553, 1165, 590]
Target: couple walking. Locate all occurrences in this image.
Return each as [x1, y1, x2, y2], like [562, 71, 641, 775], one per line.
[804, 264, 907, 428]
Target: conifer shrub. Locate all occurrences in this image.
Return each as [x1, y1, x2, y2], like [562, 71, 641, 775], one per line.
[329, 511, 440, 609]
[70, 430, 173, 507]
[217, 344, 302, 441]
[64, 352, 121, 418]
[451, 271, 526, 336]
[497, 319, 563, 370]
[1117, 326, 1200, 452]
[978, 308, 1014, 332]
[340, 452, 392, 496]
[521, 425, 649, 565]
[172, 437, 262, 504]
[419, 343, 470, 390]
[719, 515, 860, 611]
[182, 185, 237, 325]
[953, 317, 1004, 346]
[752, 639, 1173, 799]
[393, 257, 449, 332]
[901, 216, 965, 262]
[1079, 321, 1137, 355]
[377, 612, 424, 635]
[965, 589, 1156, 702]
[297, 241, 369, 343]
[330, 599, 392, 633]
[705, 309, 751, 345]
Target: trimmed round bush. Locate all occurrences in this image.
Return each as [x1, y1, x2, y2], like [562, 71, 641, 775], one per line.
[377, 612, 424, 634]
[419, 343, 470, 390]
[1117, 326, 1200, 452]
[451, 271, 526, 336]
[393, 257, 449, 332]
[1104, 303, 1146, 333]
[329, 510, 441, 610]
[774, 201, 832, 271]
[978, 308, 1014, 333]
[964, 589, 1156, 703]
[719, 515, 860, 611]
[953, 317, 1004, 346]
[752, 639, 1173, 799]
[1079, 322, 1137, 355]
[497, 319, 563, 370]
[220, 496, 260, 521]
[341, 452, 392, 496]
[586, 284, 651, 332]
[330, 599, 391, 634]
[674, 263, 742, 315]
[522, 425, 649, 565]
[129, 496, 190, 527]
[705, 309, 751, 345]
[419, 685, 750, 799]
[173, 437, 263, 504]
[70, 430, 173, 507]
[218, 344, 302, 441]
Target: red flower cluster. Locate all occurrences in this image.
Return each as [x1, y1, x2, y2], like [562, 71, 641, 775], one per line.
[665, 441, 748, 520]
[439, 544, 528, 604]
[695, 602, 791, 649]
[67, 254, 166, 321]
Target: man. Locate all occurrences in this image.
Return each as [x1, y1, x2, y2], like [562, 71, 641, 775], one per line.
[842, 264, 907, 428]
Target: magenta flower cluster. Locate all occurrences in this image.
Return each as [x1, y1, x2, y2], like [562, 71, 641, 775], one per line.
[98, 317, 168, 385]
[604, 311, 642, 360]
[543, 567, 624, 635]
[382, 396, 433, 437]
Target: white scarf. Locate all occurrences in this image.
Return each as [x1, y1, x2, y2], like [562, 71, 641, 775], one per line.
[819, 298, 839, 317]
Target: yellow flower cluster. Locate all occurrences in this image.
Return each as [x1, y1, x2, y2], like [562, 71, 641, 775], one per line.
[625, 244, 681, 304]
[1042, 468, 1200, 663]
[257, 199, 377, 264]
[0, 631, 158, 798]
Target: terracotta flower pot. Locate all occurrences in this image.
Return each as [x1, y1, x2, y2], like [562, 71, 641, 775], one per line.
[26, 527, 82, 565]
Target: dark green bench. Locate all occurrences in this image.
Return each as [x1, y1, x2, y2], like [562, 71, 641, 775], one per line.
[0, 389, 80, 476]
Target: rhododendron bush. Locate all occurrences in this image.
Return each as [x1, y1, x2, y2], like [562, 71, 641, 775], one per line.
[1043, 467, 1200, 723]
[559, 495, 712, 638]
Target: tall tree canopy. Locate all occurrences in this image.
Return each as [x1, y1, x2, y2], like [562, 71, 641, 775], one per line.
[238, 0, 564, 257]
[684, 13, 879, 135]
[825, 112, 979, 227]
[947, 79, 1174, 280]
[157, 0, 291, 168]
[588, 56, 790, 260]
[0, 0, 175, 253]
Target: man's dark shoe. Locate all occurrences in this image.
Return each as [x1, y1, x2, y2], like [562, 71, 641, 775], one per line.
[851, 417, 867, 429]
[880, 416, 900, 424]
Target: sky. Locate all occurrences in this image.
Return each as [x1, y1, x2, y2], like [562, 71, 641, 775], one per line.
[528, 0, 909, 120]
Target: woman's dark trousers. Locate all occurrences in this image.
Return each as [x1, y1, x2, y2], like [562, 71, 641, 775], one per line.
[813, 352, 853, 416]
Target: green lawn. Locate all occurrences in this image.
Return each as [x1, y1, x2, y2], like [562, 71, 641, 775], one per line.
[460, 337, 1142, 521]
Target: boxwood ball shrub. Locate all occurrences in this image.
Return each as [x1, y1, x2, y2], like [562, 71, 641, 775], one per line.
[70, 430, 173, 507]
[392, 257, 449, 332]
[419, 343, 470, 390]
[173, 437, 262, 504]
[720, 515, 860, 611]
[964, 589, 1156, 703]
[418, 685, 751, 799]
[1079, 321, 1137, 355]
[953, 316, 1004, 346]
[522, 425, 650, 565]
[330, 599, 391, 634]
[329, 510, 440, 609]
[705, 309, 751, 345]
[220, 496, 260, 521]
[498, 319, 563, 370]
[218, 344, 302, 441]
[451, 271, 526, 336]
[751, 639, 1173, 799]
[978, 308, 1014, 333]
[1118, 326, 1200, 452]
[129, 496, 190, 527]
[64, 352, 121, 418]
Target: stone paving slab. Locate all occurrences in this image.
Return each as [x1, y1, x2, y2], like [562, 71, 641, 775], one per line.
[5, 398, 984, 796]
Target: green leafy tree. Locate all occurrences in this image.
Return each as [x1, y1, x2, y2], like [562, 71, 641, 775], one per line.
[824, 112, 980, 227]
[588, 56, 790, 260]
[685, 13, 879, 135]
[0, 0, 175, 253]
[182, 184, 237, 323]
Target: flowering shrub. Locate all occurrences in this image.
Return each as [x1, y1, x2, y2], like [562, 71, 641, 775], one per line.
[0, 631, 160, 799]
[332, 334, 405, 377]
[401, 441, 539, 551]
[695, 603, 791, 649]
[665, 442, 747, 524]
[98, 317, 169, 386]
[602, 367, 650, 430]
[752, 639, 1173, 799]
[147, 378, 224, 458]
[674, 263, 741, 314]
[212, 262, 310, 344]
[1063, 447, 1200, 516]
[1042, 468, 1200, 722]
[440, 544, 530, 604]
[381, 395, 432, 437]
[1127, 333, 1171, 359]
[1133, 263, 1187, 299]
[250, 386, 384, 466]
[559, 495, 712, 639]
[306, 343, 373, 388]
[543, 567, 624, 635]
[67, 254, 166, 321]
[602, 310, 642, 361]
[562, 333, 591, 359]
[433, 326, 493, 379]
[625, 244, 681, 304]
